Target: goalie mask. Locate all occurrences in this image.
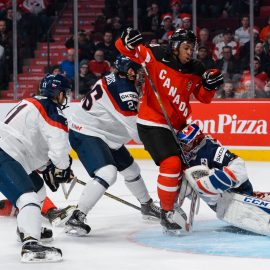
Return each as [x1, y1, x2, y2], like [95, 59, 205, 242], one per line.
[177, 123, 204, 151]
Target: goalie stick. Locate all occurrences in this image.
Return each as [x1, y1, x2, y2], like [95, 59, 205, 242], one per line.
[135, 47, 198, 232]
[67, 177, 141, 211]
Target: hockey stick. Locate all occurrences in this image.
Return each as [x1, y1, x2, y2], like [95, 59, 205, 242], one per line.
[61, 183, 68, 200]
[66, 177, 78, 199]
[135, 47, 198, 232]
[69, 177, 141, 211]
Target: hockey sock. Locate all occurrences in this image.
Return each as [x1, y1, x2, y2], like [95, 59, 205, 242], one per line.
[16, 192, 42, 241]
[121, 161, 151, 204]
[157, 156, 182, 211]
[77, 178, 107, 214]
[78, 165, 117, 214]
[125, 176, 151, 204]
[41, 197, 57, 215]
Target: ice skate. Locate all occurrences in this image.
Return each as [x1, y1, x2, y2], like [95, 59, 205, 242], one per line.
[65, 209, 91, 236]
[45, 205, 76, 226]
[21, 238, 62, 263]
[141, 199, 160, 220]
[160, 208, 187, 235]
[17, 227, 53, 243]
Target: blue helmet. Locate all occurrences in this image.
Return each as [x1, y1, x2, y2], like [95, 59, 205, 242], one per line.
[114, 55, 140, 74]
[39, 74, 71, 98]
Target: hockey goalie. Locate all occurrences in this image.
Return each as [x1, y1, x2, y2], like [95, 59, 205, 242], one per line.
[177, 122, 270, 236]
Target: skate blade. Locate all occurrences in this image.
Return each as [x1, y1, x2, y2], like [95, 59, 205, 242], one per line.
[64, 225, 90, 236]
[51, 207, 76, 227]
[21, 251, 62, 263]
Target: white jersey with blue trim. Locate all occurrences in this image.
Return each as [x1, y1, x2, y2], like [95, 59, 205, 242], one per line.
[69, 73, 140, 149]
[0, 96, 70, 174]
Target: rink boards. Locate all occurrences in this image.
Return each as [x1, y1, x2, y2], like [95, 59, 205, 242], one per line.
[0, 100, 269, 161]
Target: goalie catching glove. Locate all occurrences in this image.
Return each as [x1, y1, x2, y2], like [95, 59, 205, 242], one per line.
[202, 69, 224, 91]
[121, 27, 143, 50]
[42, 158, 74, 192]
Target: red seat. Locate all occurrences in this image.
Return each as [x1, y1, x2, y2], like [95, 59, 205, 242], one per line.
[260, 6, 270, 17]
[261, 0, 270, 5]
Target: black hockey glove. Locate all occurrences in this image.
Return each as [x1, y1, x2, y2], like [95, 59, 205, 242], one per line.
[121, 27, 143, 50]
[42, 157, 73, 192]
[202, 69, 224, 91]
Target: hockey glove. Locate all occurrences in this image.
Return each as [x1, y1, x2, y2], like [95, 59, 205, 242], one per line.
[42, 162, 59, 192]
[42, 158, 74, 192]
[202, 69, 224, 91]
[121, 27, 143, 50]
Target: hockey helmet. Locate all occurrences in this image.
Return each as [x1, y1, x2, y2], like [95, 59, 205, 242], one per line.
[177, 123, 202, 146]
[169, 28, 197, 50]
[39, 74, 71, 99]
[114, 54, 140, 74]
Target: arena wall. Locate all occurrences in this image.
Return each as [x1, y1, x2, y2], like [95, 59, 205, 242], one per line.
[1, 100, 269, 161]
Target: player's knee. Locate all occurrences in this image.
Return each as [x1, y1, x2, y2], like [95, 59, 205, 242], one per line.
[94, 164, 118, 187]
[120, 161, 141, 182]
[16, 192, 41, 211]
[160, 155, 182, 175]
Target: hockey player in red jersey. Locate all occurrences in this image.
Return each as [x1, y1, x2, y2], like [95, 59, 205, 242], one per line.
[116, 28, 224, 233]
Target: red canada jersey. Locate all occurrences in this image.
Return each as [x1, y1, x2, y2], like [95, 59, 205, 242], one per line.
[115, 39, 215, 131]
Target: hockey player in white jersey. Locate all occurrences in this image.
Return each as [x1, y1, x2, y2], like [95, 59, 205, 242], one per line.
[65, 55, 160, 235]
[0, 74, 73, 262]
[177, 123, 270, 236]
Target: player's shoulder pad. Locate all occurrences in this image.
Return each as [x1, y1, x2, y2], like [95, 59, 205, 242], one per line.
[147, 43, 167, 59]
[29, 96, 68, 128]
[188, 59, 206, 76]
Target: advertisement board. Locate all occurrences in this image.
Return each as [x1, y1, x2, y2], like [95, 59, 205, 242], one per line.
[0, 100, 269, 160]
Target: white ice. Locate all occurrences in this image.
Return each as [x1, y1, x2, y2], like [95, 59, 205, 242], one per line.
[0, 160, 270, 269]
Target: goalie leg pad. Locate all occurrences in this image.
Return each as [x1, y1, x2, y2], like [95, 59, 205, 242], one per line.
[178, 177, 193, 207]
[216, 191, 270, 236]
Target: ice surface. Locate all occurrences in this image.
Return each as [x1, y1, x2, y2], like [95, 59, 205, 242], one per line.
[1, 160, 270, 269]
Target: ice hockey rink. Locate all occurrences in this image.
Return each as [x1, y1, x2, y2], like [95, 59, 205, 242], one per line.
[1, 159, 270, 269]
